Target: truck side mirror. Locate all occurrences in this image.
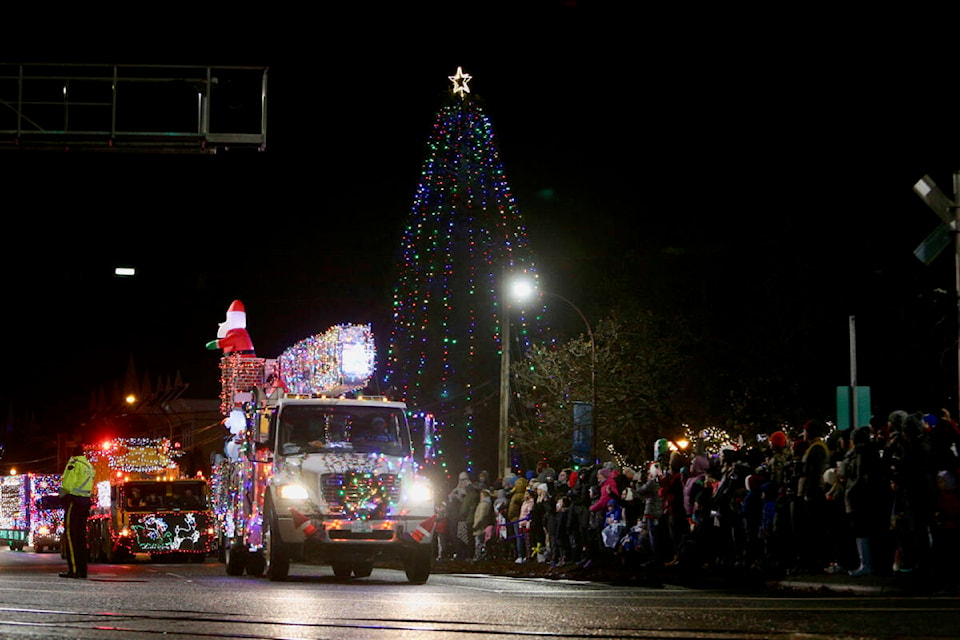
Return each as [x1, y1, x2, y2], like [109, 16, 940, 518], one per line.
[257, 414, 271, 445]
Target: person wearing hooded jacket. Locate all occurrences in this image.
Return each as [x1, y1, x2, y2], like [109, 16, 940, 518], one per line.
[507, 476, 529, 562]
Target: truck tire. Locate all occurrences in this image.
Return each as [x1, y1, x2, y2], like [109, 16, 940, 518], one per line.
[34, 545, 43, 554]
[403, 546, 433, 584]
[263, 514, 290, 581]
[224, 542, 247, 576]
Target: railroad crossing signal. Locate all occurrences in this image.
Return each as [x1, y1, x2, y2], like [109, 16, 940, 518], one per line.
[913, 174, 957, 265]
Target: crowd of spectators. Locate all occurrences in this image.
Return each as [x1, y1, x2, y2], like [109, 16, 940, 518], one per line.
[435, 409, 960, 593]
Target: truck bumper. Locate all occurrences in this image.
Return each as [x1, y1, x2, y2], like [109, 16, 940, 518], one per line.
[280, 510, 436, 559]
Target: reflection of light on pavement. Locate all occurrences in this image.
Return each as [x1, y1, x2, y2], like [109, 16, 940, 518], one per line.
[394, 589, 440, 612]
[271, 591, 320, 623]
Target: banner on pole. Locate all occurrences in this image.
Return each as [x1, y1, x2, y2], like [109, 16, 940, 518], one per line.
[572, 401, 593, 465]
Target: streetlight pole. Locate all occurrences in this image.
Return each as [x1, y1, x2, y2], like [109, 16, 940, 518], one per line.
[498, 306, 511, 479]
[509, 277, 598, 465]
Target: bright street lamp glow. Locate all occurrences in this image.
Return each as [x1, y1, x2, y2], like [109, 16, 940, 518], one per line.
[510, 278, 536, 303]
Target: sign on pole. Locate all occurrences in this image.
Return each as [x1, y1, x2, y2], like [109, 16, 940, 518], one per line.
[836, 386, 871, 430]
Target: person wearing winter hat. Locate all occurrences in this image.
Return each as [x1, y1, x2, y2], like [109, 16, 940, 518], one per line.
[769, 431, 788, 450]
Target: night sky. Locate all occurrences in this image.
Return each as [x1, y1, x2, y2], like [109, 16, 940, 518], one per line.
[5, 6, 960, 434]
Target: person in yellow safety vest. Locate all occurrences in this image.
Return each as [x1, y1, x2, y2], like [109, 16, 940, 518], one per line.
[59, 445, 94, 579]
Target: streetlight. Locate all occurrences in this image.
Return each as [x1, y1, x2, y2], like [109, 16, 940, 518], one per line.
[507, 276, 598, 466]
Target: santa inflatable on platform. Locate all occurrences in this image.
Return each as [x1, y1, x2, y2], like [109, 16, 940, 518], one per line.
[206, 299, 256, 355]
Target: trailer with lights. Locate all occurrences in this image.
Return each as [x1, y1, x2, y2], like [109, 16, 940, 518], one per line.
[0, 475, 30, 550]
[85, 438, 216, 563]
[28, 474, 63, 553]
[210, 323, 437, 582]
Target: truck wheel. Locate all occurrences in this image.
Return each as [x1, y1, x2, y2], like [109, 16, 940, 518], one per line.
[224, 543, 247, 576]
[331, 562, 353, 579]
[263, 515, 290, 581]
[352, 561, 373, 578]
[403, 546, 433, 584]
[34, 545, 43, 554]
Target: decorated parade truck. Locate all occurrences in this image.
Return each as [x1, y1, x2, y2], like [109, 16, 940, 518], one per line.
[0, 473, 63, 552]
[208, 302, 437, 582]
[85, 438, 216, 563]
[28, 475, 63, 553]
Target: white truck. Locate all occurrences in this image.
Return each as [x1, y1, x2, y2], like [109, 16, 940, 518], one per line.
[210, 321, 437, 582]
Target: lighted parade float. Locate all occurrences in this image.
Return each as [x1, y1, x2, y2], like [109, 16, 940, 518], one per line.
[208, 301, 437, 582]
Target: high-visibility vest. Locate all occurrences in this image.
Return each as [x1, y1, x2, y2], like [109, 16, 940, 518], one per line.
[62, 456, 95, 498]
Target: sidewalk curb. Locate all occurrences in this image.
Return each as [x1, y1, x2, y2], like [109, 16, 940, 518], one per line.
[770, 578, 905, 595]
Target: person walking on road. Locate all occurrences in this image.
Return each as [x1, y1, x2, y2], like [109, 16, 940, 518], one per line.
[59, 445, 95, 579]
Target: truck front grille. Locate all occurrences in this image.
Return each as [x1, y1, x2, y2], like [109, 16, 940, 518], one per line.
[320, 473, 399, 515]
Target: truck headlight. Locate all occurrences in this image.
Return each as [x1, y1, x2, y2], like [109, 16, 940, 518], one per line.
[407, 480, 433, 503]
[278, 484, 309, 500]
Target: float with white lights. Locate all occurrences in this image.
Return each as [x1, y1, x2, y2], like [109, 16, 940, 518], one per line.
[208, 301, 437, 583]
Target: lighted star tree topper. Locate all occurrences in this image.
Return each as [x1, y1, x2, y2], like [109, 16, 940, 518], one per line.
[384, 67, 547, 477]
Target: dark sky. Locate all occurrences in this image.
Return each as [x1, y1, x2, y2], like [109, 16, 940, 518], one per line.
[5, 6, 960, 427]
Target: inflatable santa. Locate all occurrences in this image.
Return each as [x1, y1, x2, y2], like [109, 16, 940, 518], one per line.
[206, 299, 255, 355]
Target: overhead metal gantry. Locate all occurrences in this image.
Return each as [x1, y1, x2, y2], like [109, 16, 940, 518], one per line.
[0, 63, 268, 153]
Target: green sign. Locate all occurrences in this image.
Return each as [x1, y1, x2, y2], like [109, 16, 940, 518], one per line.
[836, 386, 871, 430]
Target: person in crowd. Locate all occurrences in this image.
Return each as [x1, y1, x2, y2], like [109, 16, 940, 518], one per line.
[590, 465, 621, 514]
[740, 473, 765, 569]
[822, 465, 855, 573]
[537, 483, 557, 562]
[662, 451, 688, 566]
[508, 476, 529, 562]
[711, 448, 748, 568]
[933, 469, 960, 594]
[491, 487, 510, 559]
[472, 488, 495, 561]
[795, 419, 830, 574]
[458, 473, 479, 560]
[636, 462, 666, 567]
[434, 500, 450, 561]
[569, 466, 592, 565]
[518, 483, 536, 563]
[843, 425, 888, 577]
[758, 481, 779, 572]
[887, 411, 936, 577]
[552, 495, 574, 567]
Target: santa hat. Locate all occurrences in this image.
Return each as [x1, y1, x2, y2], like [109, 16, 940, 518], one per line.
[225, 300, 247, 329]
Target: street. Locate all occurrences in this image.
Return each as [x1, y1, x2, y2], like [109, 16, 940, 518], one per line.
[0, 548, 957, 639]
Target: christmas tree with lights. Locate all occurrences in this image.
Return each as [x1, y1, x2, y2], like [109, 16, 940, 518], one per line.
[384, 68, 544, 479]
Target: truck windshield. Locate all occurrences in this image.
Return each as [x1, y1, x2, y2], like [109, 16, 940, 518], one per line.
[279, 405, 408, 457]
[123, 481, 207, 512]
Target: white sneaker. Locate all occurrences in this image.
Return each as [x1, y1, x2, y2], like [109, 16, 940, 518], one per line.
[515, 557, 526, 564]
